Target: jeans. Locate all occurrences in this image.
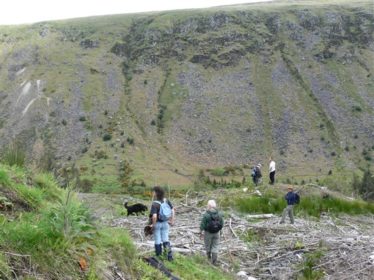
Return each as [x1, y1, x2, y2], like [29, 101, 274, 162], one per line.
[154, 221, 169, 245]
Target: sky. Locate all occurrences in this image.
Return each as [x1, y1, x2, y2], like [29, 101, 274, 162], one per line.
[0, 0, 272, 25]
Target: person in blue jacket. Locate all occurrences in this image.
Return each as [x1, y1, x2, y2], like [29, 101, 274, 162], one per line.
[280, 186, 298, 224]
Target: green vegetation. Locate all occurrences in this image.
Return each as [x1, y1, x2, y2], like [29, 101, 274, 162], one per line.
[1, 143, 25, 167]
[195, 170, 242, 190]
[297, 249, 326, 280]
[0, 0, 373, 189]
[210, 168, 228, 176]
[353, 169, 374, 201]
[241, 229, 262, 244]
[0, 163, 170, 279]
[227, 190, 374, 218]
[164, 254, 234, 280]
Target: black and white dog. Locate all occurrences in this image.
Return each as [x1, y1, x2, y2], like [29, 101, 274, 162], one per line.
[124, 201, 148, 216]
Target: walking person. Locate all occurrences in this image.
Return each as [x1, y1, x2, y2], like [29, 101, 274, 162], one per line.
[200, 200, 224, 265]
[149, 186, 175, 260]
[269, 157, 276, 185]
[280, 186, 299, 224]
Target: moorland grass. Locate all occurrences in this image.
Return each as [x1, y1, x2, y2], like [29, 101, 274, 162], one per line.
[232, 192, 374, 218]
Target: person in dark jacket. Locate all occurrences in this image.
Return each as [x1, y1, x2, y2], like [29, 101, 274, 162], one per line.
[280, 186, 297, 224]
[149, 186, 175, 260]
[200, 200, 224, 265]
[251, 164, 262, 186]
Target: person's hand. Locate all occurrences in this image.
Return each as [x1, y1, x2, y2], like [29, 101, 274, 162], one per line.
[168, 218, 174, 225]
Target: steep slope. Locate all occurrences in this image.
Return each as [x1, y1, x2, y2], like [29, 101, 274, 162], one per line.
[0, 0, 373, 187]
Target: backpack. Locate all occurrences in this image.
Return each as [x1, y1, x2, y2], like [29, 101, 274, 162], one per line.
[154, 200, 172, 221]
[251, 169, 256, 177]
[206, 212, 223, 233]
[295, 193, 300, 204]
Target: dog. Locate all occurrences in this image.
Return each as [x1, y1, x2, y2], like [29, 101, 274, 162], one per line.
[124, 201, 148, 216]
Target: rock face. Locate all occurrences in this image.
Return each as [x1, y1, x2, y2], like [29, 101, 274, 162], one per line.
[0, 0, 373, 186]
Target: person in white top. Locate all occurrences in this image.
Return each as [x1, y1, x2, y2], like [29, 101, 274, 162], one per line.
[269, 157, 276, 185]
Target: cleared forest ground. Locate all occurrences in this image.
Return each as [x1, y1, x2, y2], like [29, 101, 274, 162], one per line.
[80, 192, 374, 280]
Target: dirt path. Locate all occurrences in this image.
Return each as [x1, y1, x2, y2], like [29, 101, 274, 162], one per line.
[79, 193, 374, 280]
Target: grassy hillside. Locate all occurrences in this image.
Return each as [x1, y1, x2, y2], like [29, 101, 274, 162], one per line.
[0, 163, 148, 278]
[0, 0, 373, 190]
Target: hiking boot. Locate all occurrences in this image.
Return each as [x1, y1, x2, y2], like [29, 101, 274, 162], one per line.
[212, 253, 218, 266]
[155, 244, 162, 256]
[207, 252, 211, 261]
[163, 242, 173, 261]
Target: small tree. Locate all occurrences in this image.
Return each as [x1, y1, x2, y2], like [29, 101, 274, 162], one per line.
[119, 160, 133, 189]
[353, 169, 374, 201]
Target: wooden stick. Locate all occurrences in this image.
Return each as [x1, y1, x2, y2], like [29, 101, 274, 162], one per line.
[229, 218, 238, 238]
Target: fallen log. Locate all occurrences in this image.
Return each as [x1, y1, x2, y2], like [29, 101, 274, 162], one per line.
[246, 214, 275, 219]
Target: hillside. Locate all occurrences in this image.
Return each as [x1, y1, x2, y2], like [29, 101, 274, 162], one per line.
[0, 0, 373, 188]
[0, 164, 159, 279]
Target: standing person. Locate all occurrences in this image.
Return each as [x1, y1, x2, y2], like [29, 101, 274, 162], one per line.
[149, 186, 175, 260]
[251, 164, 262, 186]
[280, 186, 298, 224]
[200, 200, 224, 265]
[269, 157, 276, 185]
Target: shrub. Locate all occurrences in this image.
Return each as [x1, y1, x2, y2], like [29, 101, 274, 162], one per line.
[127, 137, 134, 145]
[103, 133, 112, 141]
[353, 169, 374, 201]
[77, 178, 94, 192]
[1, 143, 25, 167]
[210, 168, 227, 176]
[119, 160, 133, 189]
[94, 150, 108, 159]
[298, 249, 325, 280]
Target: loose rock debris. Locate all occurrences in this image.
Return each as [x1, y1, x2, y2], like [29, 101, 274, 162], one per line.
[112, 201, 374, 280]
